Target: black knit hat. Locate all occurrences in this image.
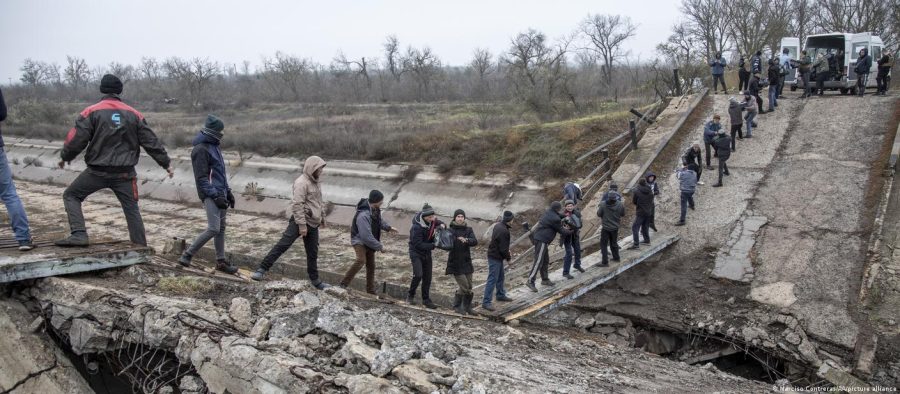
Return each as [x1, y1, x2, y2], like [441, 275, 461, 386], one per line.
[100, 74, 123, 94]
[205, 114, 224, 132]
[550, 201, 562, 212]
[502, 211, 514, 223]
[453, 209, 466, 218]
[421, 203, 435, 217]
[368, 190, 384, 204]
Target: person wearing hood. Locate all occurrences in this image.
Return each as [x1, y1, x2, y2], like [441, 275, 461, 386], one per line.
[408, 203, 443, 308]
[56, 74, 173, 248]
[767, 58, 781, 111]
[0, 87, 33, 251]
[681, 144, 704, 185]
[727, 97, 745, 151]
[340, 190, 396, 295]
[561, 200, 583, 279]
[748, 72, 764, 113]
[703, 115, 722, 170]
[446, 209, 478, 314]
[709, 52, 728, 94]
[601, 182, 622, 204]
[798, 50, 813, 98]
[855, 48, 872, 96]
[563, 182, 583, 206]
[644, 172, 660, 231]
[527, 201, 571, 292]
[712, 128, 732, 187]
[675, 164, 699, 226]
[252, 156, 328, 288]
[597, 191, 625, 266]
[628, 179, 654, 249]
[876, 53, 892, 95]
[178, 115, 238, 273]
[482, 211, 515, 312]
[738, 55, 750, 92]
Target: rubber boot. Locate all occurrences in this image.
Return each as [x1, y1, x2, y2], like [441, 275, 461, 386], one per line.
[216, 259, 239, 274]
[464, 294, 476, 315]
[453, 294, 465, 315]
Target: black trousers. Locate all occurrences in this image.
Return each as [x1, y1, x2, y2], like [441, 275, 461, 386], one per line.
[718, 156, 730, 184]
[753, 93, 763, 112]
[259, 216, 320, 282]
[816, 73, 828, 94]
[63, 169, 145, 246]
[409, 253, 433, 301]
[738, 71, 750, 92]
[730, 124, 743, 150]
[857, 73, 869, 96]
[712, 74, 727, 92]
[705, 142, 717, 167]
[801, 72, 812, 97]
[877, 72, 890, 93]
[528, 241, 551, 283]
[599, 229, 620, 264]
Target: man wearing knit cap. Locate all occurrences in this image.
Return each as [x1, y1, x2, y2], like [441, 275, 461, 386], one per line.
[253, 155, 328, 289]
[527, 201, 571, 292]
[482, 210, 515, 311]
[446, 208, 478, 315]
[408, 203, 443, 308]
[561, 199, 583, 279]
[178, 115, 239, 274]
[339, 190, 397, 294]
[56, 74, 173, 247]
[597, 191, 624, 266]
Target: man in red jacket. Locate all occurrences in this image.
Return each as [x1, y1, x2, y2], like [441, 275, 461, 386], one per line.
[56, 75, 173, 247]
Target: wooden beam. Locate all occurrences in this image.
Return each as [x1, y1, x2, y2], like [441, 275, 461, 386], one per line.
[576, 132, 630, 162]
[0, 242, 151, 283]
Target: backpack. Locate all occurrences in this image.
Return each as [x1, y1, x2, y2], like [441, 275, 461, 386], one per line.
[434, 227, 455, 251]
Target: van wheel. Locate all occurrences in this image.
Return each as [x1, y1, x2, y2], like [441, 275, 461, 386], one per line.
[790, 85, 797, 91]
[849, 87, 858, 95]
[839, 88, 848, 95]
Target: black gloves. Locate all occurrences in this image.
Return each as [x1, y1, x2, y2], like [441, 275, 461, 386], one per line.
[214, 196, 229, 209]
[226, 190, 236, 209]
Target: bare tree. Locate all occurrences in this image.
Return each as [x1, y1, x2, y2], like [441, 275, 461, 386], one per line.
[162, 57, 220, 106]
[333, 51, 373, 90]
[816, 0, 895, 47]
[580, 14, 638, 87]
[402, 46, 442, 100]
[725, 0, 777, 56]
[680, 0, 732, 59]
[107, 62, 135, 85]
[789, 0, 818, 44]
[138, 57, 162, 85]
[657, 22, 707, 92]
[505, 29, 572, 118]
[470, 48, 494, 80]
[262, 51, 312, 101]
[20, 58, 47, 86]
[64, 56, 90, 89]
[383, 35, 403, 80]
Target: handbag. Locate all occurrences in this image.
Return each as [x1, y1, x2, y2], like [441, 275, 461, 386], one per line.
[434, 227, 455, 251]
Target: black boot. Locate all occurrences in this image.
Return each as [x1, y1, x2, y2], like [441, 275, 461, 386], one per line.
[55, 233, 89, 247]
[216, 259, 239, 274]
[464, 294, 476, 315]
[453, 294, 465, 315]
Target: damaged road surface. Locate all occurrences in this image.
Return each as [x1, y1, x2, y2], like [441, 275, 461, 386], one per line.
[0, 271, 770, 393]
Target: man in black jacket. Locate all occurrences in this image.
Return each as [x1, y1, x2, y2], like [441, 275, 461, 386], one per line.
[340, 190, 396, 295]
[682, 143, 704, 185]
[482, 211, 514, 311]
[877, 53, 892, 95]
[855, 48, 872, 96]
[712, 129, 732, 187]
[597, 193, 625, 266]
[407, 203, 443, 309]
[748, 73, 764, 113]
[561, 200, 583, 279]
[56, 75, 173, 247]
[527, 201, 571, 292]
[628, 179, 654, 249]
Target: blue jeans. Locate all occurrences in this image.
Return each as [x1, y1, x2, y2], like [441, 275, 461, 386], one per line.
[768, 86, 778, 110]
[0, 149, 30, 241]
[679, 191, 695, 222]
[482, 257, 507, 306]
[562, 234, 582, 274]
[745, 112, 756, 137]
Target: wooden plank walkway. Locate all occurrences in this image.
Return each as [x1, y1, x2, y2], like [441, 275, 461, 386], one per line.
[477, 233, 679, 322]
[0, 236, 151, 283]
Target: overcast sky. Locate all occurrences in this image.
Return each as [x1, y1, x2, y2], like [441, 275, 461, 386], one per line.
[0, 0, 681, 84]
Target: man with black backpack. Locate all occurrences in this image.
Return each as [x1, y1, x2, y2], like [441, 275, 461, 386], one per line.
[339, 190, 397, 295]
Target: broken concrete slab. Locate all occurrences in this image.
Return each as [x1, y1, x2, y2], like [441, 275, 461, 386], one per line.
[712, 215, 767, 282]
[0, 240, 150, 283]
[750, 282, 797, 308]
[391, 363, 438, 394]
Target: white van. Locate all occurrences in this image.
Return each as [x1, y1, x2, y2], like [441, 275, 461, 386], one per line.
[781, 32, 885, 94]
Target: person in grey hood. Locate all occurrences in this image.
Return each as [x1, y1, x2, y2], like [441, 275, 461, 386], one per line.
[340, 190, 396, 295]
[178, 115, 238, 274]
[596, 192, 625, 266]
[675, 164, 698, 226]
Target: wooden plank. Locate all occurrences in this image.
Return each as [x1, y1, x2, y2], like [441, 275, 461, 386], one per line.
[0, 242, 151, 283]
[476, 234, 677, 320]
[623, 88, 708, 193]
[576, 132, 630, 162]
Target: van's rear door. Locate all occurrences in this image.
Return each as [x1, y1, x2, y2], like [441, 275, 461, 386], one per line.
[780, 37, 800, 83]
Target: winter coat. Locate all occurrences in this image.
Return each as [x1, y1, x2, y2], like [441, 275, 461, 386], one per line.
[751, 55, 762, 74]
[728, 100, 745, 126]
[351, 198, 392, 251]
[446, 221, 478, 275]
[798, 55, 812, 74]
[713, 133, 732, 159]
[682, 147, 702, 167]
[61, 94, 170, 173]
[738, 58, 749, 74]
[561, 208, 583, 243]
[677, 168, 698, 193]
[563, 182, 583, 204]
[743, 98, 757, 114]
[631, 184, 655, 218]
[0, 88, 6, 147]
[855, 50, 872, 74]
[768, 63, 781, 83]
[812, 56, 828, 74]
[408, 212, 441, 258]
[709, 57, 726, 75]
[703, 121, 721, 144]
[190, 130, 230, 201]
[292, 156, 327, 228]
[532, 208, 570, 245]
[645, 172, 660, 196]
[487, 221, 512, 261]
[877, 55, 892, 75]
[748, 77, 761, 95]
[597, 199, 625, 231]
